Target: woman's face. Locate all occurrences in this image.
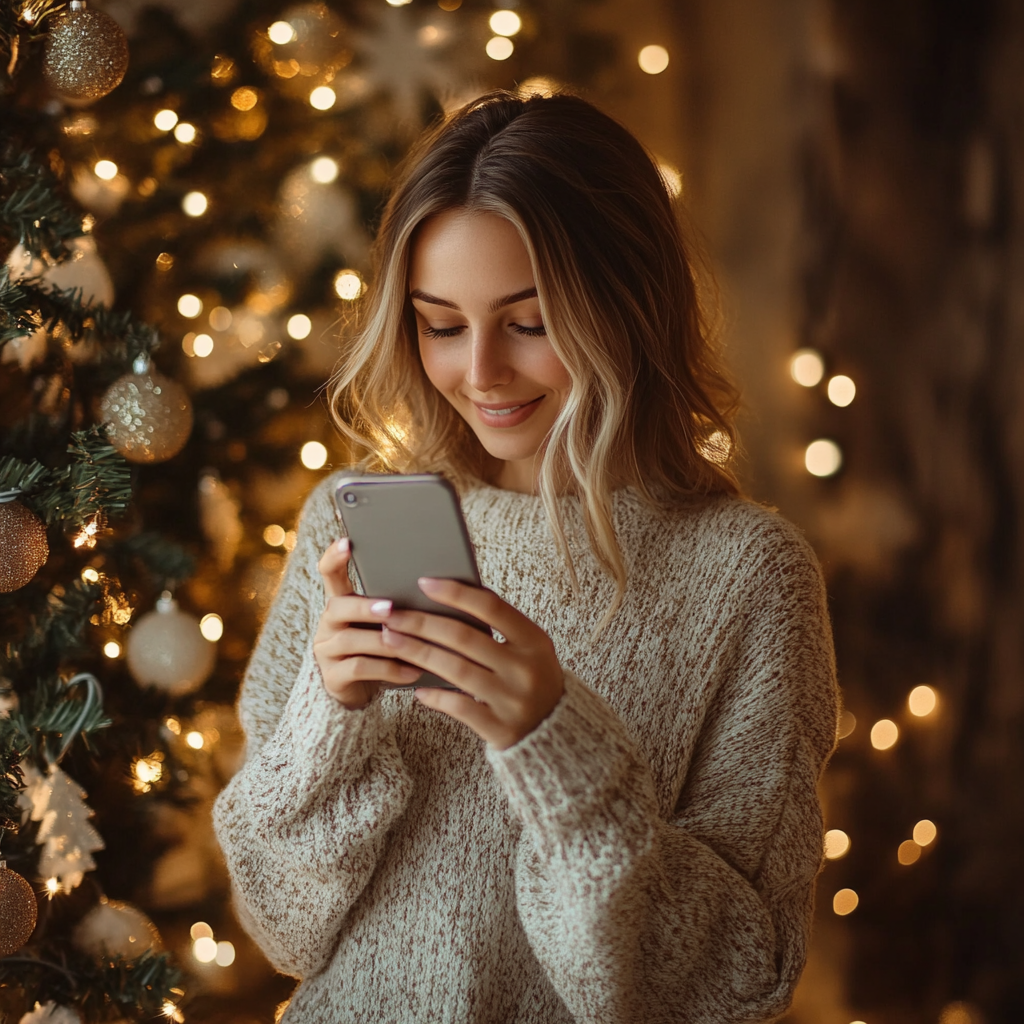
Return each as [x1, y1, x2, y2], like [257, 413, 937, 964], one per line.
[409, 209, 571, 494]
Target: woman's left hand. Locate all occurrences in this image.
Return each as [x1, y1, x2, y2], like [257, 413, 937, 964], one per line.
[378, 577, 565, 750]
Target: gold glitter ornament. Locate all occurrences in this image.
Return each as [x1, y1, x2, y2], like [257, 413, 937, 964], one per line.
[125, 593, 216, 695]
[0, 862, 38, 956]
[0, 500, 49, 593]
[43, 1, 129, 102]
[99, 368, 193, 464]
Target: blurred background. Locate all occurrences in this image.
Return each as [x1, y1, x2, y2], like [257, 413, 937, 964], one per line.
[0, 1, 1020, 1023]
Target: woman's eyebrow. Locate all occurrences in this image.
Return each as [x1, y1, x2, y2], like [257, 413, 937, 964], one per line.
[409, 287, 538, 313]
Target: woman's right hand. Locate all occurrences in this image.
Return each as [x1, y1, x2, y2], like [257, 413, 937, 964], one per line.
[314, 538, 423, 708]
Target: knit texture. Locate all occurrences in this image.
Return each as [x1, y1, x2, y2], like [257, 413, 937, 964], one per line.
[212, 474, 839, 1024]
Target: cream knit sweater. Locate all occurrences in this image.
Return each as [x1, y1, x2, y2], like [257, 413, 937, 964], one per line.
[212, 473, 838, 1024]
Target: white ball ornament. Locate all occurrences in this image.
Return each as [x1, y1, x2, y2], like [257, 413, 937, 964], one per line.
[18, 1002, 83, 1024]
[126, 593, 216, 696]
[72, 898, 161, 959]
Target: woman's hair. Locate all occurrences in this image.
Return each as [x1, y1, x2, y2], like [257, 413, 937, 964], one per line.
[328, 89, 741, 630]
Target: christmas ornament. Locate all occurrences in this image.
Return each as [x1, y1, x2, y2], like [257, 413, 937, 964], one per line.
[17, 1002, 82, 1024]
[18, 764, 104, 892]
[125, 593, 216, 696]
[0, 861, 38, 956]
[0, 498, 49, 593]
[253, 3, 352, 96]
[99, 359, 193, 463]
[43, 1, 129, 102]
[72, 897, 161, 959]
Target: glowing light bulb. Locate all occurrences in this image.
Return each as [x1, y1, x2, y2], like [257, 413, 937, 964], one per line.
[638, 45, 670, 74]
[828, 374, 857, 407]
[81, 567, 100, 583]
[186, 730, 205, 749]
[490, 10, 522, 35]
[824, 829, 851, 860]
[268, 20, 296, 44]
[287, 313, 312, 339]
[200, 613, 223, 641]
[154, 109, 179, 131]
[182, 191, 208, 217]
[870, 719, 899, 750]
[177, 294, 203, 318]
[193, 936, 218, 963]
[805, 439, 843, 477]
[174, 121, 197, 144]
[309, 86, 336, 110]
[193, 334, 214, 357]
[914, 819, 938, 846]
[790, 348, 825, 386]
[908, 685, 938, 717]
[94, 159, 118, 180]
[333, 270, 364, 300]
[310, 156, 339, 183]
[103, 641, 121, 659]
[833, 888, 859, 916]
[301, 441, 328, 470]
[486, 36, 514, 60]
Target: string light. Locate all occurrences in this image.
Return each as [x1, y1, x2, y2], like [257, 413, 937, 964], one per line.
[287, 313, 312, 339]
[638, 45, 670, 74]
[914, 819, 938, 846]
[334, 270, 365, 300]
[805, 439, 843, 477]
[153, 108, 178, 131]
[790, 348, 825, 386]
[264, 525, 286, 546]
[94, 160, 118, 180]
[489, 10, 522, 35]
[186, 731, 205, 750]
[132, 754, 164, 794]
[301, 441, 328, 470]
[824, 829, 851, 860]
[827, 374, 857, 407]
[908, 685, 938, 717]
[103, 641, 121, 659]
[193, 935, 218, 963]
[486, 36, 514, 60]
[833, 888, 859, 915]
[309, 86, 336, 110]
[870, 719, 899, 750]
[268, 20, 296, 44]
[182, 191, 208, 217]
[173, 121, 197, 144]
[73, 518, 100, 549]
[310, 156, 339, 183]
[199, 613, 223, 641]
[81, 567, 100, 583]
[177, 294, 203, 318]
[193, 334, 214, 357]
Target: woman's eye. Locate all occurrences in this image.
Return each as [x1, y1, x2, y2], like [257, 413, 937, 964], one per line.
[420, 324, 464, 339]
[511, 323, 546, 337]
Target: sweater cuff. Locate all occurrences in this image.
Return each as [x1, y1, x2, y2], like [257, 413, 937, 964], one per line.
[485, 670, 646, 837]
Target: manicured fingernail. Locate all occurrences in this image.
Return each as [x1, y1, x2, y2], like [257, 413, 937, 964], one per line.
[418, 577, 440, 592]
[336, 537, 349, 552]
[370, 599, 392, 616]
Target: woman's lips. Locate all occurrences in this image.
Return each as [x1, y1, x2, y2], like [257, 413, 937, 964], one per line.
[472, 395, 543, 427]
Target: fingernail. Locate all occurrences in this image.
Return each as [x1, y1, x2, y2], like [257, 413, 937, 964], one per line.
[336, 537, 350, 553]
[418, 577, 440, 592]
[370, 599, 392, 616]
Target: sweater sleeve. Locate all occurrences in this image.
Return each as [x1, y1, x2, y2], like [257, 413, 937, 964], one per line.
[486, 525, 838, 1024]
[212, 477, 414, 979]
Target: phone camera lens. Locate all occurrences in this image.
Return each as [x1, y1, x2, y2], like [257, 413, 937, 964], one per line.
[343, 492, 357, 506]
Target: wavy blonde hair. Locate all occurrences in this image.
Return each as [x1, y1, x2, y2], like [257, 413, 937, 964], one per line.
[329, 90, 741, 630]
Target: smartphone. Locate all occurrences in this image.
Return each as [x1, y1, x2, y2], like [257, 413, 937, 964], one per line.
[333, 472, 488, 690]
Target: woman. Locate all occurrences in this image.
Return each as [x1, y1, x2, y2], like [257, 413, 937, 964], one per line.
[213, 90, 838, 1023]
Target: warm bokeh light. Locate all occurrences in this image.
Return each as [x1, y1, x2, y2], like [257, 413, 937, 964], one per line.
[81, 567, 100, 583]
[182, 191, 208, 217]
[193, 936, 218, 963]
[103, 641, 121, 659]
[486, 36, 514, 60]
[805, 439, 843, 477]
[914, 819, 938, 846]
[200, 613, 224, 641]
[177, 294, 203, 318]
[165, 716, 181, 735]
[268, 20, 296, 44]
[309, 86, 336, 110]
[153, 108, 178, 131]
[94, 159, 118, 180]
[193, 334, 214, 358]
[827, 374, 857, 407]
[824, 829, 851, 860]
[155, 252, 174, 271]
[231, 87, 259, 111]
[837, 710, 856, 739]
[908, 684, 938, 717]
[386, 0, 414, 5]
[215, 940, 236, 966]
[284, 530, 298, 552]
[174, 121, 197, 144]
[190, 921, 214, 940]
[334, 270, 364, 300]
[638, 44, 670, 74]
[870, 718, 899, 750]
[301, 441, 328, 470]
[310, 156, 339, 183]
[490, 10, 522, 35]
[209, 306, 232, 331]
[940, 1002, 981, 1024]
[45, 877, 60, 898]
[833, 888, 859, 916]
[264, 524, 286, 546]
[186, 730, 205, 749]
[286, 313, 312, 339]
[898, 839, 922, 865]
[790, 348, 826, 386]
[132, 754, 163, 792]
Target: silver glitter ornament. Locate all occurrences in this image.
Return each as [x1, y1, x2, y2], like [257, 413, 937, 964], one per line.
[44, 1, 129, 102]
[99, 369, 193, 464]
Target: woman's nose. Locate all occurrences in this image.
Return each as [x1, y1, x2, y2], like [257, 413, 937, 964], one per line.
[465, 332, 512, 393]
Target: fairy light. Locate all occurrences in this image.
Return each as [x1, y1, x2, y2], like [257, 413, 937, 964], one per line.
[638, 45, 670, 74]
[870, 718, 899, 750]
[805, 439, 843, 477]
[287, 313, 312, 339]
[177, 294, 203, 318]
[103, 641, 121, 659]
[215, 941, 236, 966]
[182, 191, 208, 217]
[162, 999, 184, 1022]
[200, 614, 223, 642]
[908, 685, 938, 717]
[824, 829, 851, 860]
[264, 525, 286, 546]
[333, 270, 364, 300]
[44, 877, 61, 898]
[301, 441, 328, 470]
[490, 10, 522, 35]
[790, 348, 825, 386]
[193, 334, 214, 358]
[165, 716, 181, 735]
[173, 121, 197, 144]
[231, 87, 258, 111]
[268, 20, 296, 43]
[486, 36, 514, 60]
[73, 518, 99, 549]
[914, 819, 938, 846]
[186, 731, 205, 750]
[154, 108, 178, 131]
[309, 86, 336, 110]
[310, 156, 339, 183]
[94, 159, 118, 180]
[132, 754, 164, 793]
[81, 567, 100, 583]
[193, 935, 218, 963]
[827, 374, 857, 407]
[833, 888, 859, 915]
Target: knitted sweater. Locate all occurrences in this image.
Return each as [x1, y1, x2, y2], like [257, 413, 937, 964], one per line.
[212, 473, 838, 1024]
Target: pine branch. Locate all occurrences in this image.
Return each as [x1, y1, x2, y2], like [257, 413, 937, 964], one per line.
[108, 532, 196, 592]
[0, 717, 29, 832]
[13, 671, 110, 768]
[9, 578, 104, 672]
[0, 263, 41, 345]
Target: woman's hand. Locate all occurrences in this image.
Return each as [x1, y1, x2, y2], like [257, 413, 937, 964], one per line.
[376, 577, 565, 750]
[314, 538, 423, 709]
